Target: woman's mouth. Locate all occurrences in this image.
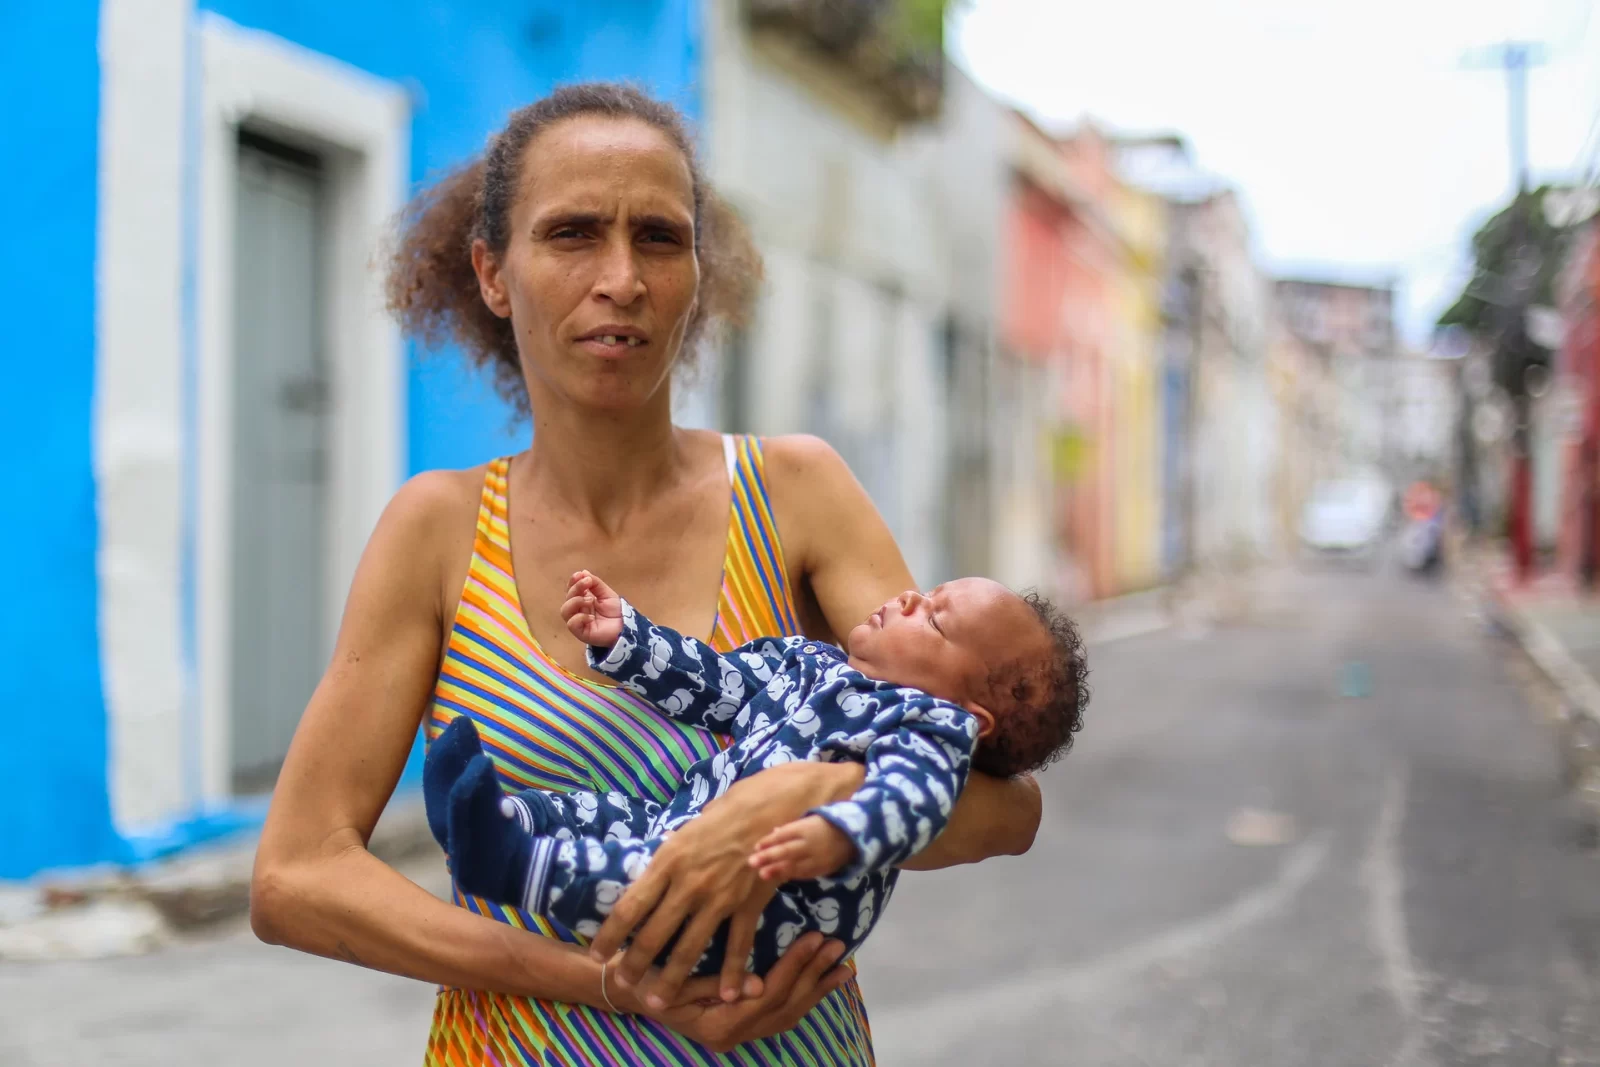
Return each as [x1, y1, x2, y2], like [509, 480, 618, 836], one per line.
[578, 334, 647, 358]
[576, 328, 649, 358]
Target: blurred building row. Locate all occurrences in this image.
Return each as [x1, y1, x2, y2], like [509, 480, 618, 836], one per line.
[692, 2, 1457, 605]
[2, 0, 1453, 881]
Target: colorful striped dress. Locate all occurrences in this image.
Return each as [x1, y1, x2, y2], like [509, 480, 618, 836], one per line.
[422, 435, 876, 1067]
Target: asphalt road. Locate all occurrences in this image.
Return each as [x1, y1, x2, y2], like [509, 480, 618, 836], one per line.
[3, 561, 1596, 1066]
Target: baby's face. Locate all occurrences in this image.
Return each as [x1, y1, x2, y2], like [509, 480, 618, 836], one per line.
[846, 578, 1047, 712]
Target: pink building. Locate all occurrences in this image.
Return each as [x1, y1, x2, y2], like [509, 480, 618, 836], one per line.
[1002, 114, 1124, 601]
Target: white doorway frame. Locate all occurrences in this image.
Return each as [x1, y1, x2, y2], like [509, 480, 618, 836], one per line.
[195, 15, 409, 801]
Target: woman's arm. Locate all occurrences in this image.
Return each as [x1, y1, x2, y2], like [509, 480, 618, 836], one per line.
[251, 472, 845, 1046]
[251, 472, 611, 996]
[765, 435, 1043, 864]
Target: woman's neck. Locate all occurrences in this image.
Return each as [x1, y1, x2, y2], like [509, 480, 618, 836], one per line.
[520, 392, 690, 532]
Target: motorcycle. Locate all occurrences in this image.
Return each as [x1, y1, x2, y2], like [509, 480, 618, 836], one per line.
[1399, 509, 1444, 577]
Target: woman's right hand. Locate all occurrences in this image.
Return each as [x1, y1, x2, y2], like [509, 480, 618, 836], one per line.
[590, 759, 865, 1007]
[625, 933, 852, 1053]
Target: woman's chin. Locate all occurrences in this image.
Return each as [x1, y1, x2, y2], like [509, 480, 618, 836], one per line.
[558, 375, 671, 416]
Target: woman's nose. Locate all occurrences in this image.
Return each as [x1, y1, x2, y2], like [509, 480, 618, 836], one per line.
[593, 237, 644, 304]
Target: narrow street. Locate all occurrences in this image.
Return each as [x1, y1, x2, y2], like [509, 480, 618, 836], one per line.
[863, 562, 1600, 1065]
[3, 562, 1597, 1066]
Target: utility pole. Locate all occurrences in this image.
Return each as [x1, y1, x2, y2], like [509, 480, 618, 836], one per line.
[1466, 41, 1548, 583]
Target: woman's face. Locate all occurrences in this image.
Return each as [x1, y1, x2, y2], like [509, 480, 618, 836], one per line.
[473, 115, 700, 415]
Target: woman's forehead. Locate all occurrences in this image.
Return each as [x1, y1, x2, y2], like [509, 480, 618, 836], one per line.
[520, 116, 693, 211]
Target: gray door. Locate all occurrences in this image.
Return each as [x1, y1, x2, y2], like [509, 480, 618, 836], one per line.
[230, 135, 330, 795]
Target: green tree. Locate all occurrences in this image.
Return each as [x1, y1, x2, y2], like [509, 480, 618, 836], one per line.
[1437, 185, 1575, 389]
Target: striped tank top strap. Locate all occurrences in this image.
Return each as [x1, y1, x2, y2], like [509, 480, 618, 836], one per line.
[713, 434, 801, 648]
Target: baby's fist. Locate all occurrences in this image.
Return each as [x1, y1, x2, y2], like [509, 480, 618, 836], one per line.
[561, 570, 624, 648]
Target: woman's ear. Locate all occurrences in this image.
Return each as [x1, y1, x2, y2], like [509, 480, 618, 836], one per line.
[964, 703, 997, 739]
[472, 239, 512, 319]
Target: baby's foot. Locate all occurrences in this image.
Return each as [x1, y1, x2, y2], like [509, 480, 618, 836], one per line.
[423, 716, 484, 849]
[447, 755, 535, 908]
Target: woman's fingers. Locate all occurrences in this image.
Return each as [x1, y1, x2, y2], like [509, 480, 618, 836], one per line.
[764, 938, 848, 1030]
[589, 868, 667, 966]
[750, 931, 823, 1002]
[670, 974, 726, 1009]
[641, 907, 728, 1010]
[718, 896, 765, 1001]
[615, 883, 695, 985]
[791, 939, 847, 1002]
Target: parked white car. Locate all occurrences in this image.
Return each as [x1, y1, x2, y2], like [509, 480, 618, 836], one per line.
[1299, 478, 1392, 559]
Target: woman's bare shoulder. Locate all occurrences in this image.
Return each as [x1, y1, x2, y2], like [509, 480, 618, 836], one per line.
[366, 466, 488, 590]
[380, 466, 486, 545]
[759, 435, 907, 597]
[759, 434, 858, 499]
[390, 465, 485, 518]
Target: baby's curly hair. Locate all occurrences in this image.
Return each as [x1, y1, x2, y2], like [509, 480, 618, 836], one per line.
[974, 592, 1090, 778]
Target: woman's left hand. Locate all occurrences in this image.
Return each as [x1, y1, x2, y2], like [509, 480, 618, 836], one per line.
[588, 759, 865, 1008]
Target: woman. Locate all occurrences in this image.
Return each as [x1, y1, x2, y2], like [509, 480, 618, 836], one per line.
[249, 83, 1041, 1064]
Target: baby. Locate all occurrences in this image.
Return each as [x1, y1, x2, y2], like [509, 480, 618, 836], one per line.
[424, 570, 1088, 979]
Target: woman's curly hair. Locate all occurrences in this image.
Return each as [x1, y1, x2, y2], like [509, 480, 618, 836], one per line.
[385, 83, 763, 415]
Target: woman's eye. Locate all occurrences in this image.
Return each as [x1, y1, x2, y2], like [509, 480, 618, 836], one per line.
[642, 230, 680, 245]
[551, 228, 586, 240]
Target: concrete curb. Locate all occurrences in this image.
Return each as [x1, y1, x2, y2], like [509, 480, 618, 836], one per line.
[1077, 571, 1237, 648]
[1474, 584, 1600, 811]
[0, 795, 439, 961]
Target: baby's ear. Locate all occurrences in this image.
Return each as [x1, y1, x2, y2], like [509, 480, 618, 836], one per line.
[964, 703, 997, 739]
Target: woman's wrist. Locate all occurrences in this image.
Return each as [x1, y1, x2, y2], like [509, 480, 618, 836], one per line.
[598, 956, 632, 1014]
[814, 760, 867, 806]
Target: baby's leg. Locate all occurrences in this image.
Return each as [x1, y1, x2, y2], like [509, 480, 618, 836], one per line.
[445, 757, 663, 930]
[531, 833, 664, 940]
[504, 788, 661, 845]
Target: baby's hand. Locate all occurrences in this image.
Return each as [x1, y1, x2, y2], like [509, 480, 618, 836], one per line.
[748, 815, 856, 883]
[561, 570, 625, 648]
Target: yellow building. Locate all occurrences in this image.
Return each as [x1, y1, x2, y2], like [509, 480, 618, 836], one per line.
[1109, 181, 1168, 592]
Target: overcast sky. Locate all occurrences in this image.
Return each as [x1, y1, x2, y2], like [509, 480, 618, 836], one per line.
[952, 0, 1600, 344]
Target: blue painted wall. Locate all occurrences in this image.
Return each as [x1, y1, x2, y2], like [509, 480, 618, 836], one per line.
[190, 0, 706, 791]
[0, 0, 705, 879]
[194, 0, 706, 474]
[0, 3, 122, 879]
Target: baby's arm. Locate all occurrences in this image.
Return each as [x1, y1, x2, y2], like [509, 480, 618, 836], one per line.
[568, 571, 790, 733]
[805, 688, 979, 878]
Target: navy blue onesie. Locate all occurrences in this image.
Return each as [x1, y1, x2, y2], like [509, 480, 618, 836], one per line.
[459, 597, 980, 975]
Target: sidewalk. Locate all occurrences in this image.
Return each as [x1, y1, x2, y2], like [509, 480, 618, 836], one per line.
[1460, 540, 1600, 810]
[0, 794, 437, 962]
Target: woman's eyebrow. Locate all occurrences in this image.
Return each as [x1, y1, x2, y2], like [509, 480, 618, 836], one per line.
[631, 212, 691, 233]
[536, 210, 607, 231]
